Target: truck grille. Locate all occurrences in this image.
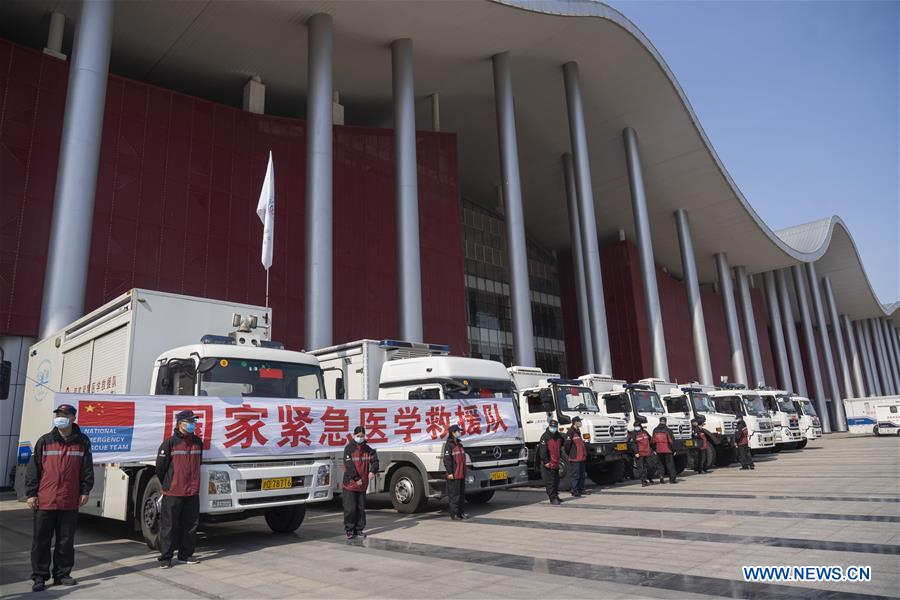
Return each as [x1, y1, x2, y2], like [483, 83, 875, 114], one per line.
[468, 445, 520, 462]
[593, 423, 628, 442]
[722, 421, 735, 435]
[238, 492, 308, 506]
[612, 424, 627, 442]
[676, 424, 691, 439]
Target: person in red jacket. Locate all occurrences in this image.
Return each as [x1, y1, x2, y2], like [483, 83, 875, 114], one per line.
[537, 420, 565, 505]
[563, 416, 588, 497]
[342, 426, 379, 539]
[735, 415, 755, 470]
[627, 416, 655, 486]
[442, 424, 468, 521]
[25, 403, 94, 592]
[652, 417, 678, 484]
[155, 410, 203, 568]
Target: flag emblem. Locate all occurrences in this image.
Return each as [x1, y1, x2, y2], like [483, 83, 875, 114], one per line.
[77, 400, 135, 452]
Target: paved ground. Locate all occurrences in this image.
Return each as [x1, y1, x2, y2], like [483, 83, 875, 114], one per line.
[1, 434, 898, 599]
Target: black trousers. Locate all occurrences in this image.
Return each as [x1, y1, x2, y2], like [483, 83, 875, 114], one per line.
[569, 460, 586, 495]
[31, 509, 78, 581]
[342, 490, 367, 532]
[634, 456, 654, 482]
[691, 448, 709, 473]
[159, 495, 199, 561]
[737, 445, 754, 468]
[658, 452, 676, 482]
[447, 478, 465, 516]
[541, 466, 560, 500]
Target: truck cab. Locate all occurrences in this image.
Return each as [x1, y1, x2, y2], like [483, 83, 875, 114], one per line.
[508, 367, 628, 486]
[312, 340, 528, 514]
[579, 375, 693, 474]
[790, 396, 823, 443]
[661, 385, 738, 466]
[707, 385, 776, 452]
[756, 388, 804, 451]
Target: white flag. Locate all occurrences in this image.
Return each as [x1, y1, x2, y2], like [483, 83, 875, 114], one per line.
[256, 151, 275, 269]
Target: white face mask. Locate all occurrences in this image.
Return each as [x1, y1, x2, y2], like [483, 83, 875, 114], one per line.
[53, 416, 71, 429]
[354, 435, 365, 444]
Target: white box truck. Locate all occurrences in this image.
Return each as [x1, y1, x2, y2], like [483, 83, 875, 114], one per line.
[508, 366, 628, 486]
[16, 289, 334, 548]
[844, 396, 900, 436]
[311, 339, 528, 513]
[790, 396, 823, 443]
[707, 384, 776, 452]
[756, 388, 805, 450]
[579, 375, 693, 474]
[660, 384, 738, 466]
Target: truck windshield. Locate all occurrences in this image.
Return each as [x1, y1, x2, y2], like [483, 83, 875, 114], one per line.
[631, 390, 665, 414]
[199, 359, 325, 399]
[665, 395, 690, 414]
[776, 395, 798, 413]
[741, 394, 768, 417]
[712, 396, 743, 417]
[444, 379, 515, 399]
[690, 393, 716, 414]
[555, 386, 599, 413]
[797, 400, 817, 416]
[603, 393, 631, 415]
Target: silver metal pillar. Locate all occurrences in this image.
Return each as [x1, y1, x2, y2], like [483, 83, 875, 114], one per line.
[858, 320, 882, 396]
[430, 93, 440, 132]
[563, 154, 595, 373]
[45, 12, 66, 58]
[776, 269, 808, 396]
[841, 315, 867, 397]
[792, 265, 831, 432]
[735, 266, 765, 387]
[715, 254, 748, 385]
[806, 263, 843, 427]
[880, 318, 900, 391]
[492, 52, 535, 367]
[871, 319, 895, 394]
[39, 0, 114, 339]
[392, 39, 423, 343]
[674, 209, 713, 386]
[762, 272, 792, 391]
[822, 277, 854, 399]
[304, 13, 333, 350]
[563, 61, 611, 374]
[622, 128, 668, 380]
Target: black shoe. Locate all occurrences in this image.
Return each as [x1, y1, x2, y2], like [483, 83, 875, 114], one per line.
[660, 480, 666, 484]
[345, 530, 356, 539]
[641, 481, 649, 487]
[750, 465, 755, 470]
[450, 514, 461, 521]
[32, 579, 46, 592]
[740, 466, 750, 470]
[159, 560, 172, 569]
[458, 513, 470, 520]
[53, 577, 76, 586]
[550, 498, 561, 505]
[670, 479, 678, 484]
[180, 556, 200, 564]
[570, 493, 581, 498]
[355, 529, 367, 538]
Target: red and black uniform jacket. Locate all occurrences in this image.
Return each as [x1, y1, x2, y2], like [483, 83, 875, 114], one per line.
[342, 439, 379, 492]
[736, 422, 750, 446]
[627, 428, 654, 458]
[699, 431, 709, 451]
[156, 430, 203, 497]
[442, 438, 467, 480]
[563, 428, 587, 462]
[651, 425, 675, 454]
[537, 430, 564, 469]
[25, 424, 94, 510]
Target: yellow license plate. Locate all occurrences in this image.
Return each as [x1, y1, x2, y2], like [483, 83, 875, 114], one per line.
[615, 443, 628, 451]
[490, 471, 508, 481]
[261, 477, 293, 491]
[684, 440, 694, 447]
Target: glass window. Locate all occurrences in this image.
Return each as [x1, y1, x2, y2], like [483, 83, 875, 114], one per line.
[556, 386, 599, 413]
[741, 394, 768, 417]
[665, 395, 690, 414]
[527, 395, 545, 414]
[690, 393, 716, 413]
[631, 390, 665, 413]
[603, 393, 631, 414]
[199, 359, 324, 399]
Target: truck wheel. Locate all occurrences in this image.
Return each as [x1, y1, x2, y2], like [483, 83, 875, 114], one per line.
[465, 490, 495, 504]
[140, 476, 163, 550]
[873, 425, 880, 436]
[587, 460, 625, 485]
[558, 461, 572, 492]
[674, 454, 688, 475]
[389, 466, 427, 514]
[796, 439, 808, 449]
[265, 505, 306, 533]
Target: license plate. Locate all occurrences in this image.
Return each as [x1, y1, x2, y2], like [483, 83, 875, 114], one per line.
[261, 477, 293, 491]
[684, 440, 694, 447]
[490, 471, 508, 481]
[615, 443, 628, 451]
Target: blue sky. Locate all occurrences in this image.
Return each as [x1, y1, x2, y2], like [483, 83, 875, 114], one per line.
[607, 0, 899, 304]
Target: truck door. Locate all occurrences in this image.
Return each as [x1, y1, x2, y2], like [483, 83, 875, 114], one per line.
[523, 393, 550, 441]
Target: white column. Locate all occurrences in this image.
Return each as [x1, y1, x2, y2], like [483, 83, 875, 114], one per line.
[735, 266, 765, 387]
[243, 76, 265, 114]
[776, 269, 807, 396]
[792, 265, 831, 432]
[805, 262, 843, 427]
[715, 253, 747, 385]
[841, 315, 867, 397]
[763, 272, 792, 391]
[563, 154, 595, 373]
[857, 320, 882, 396]
[674, 209, 713, 385]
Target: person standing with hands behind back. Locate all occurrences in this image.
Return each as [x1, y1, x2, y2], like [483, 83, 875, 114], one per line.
[443, 424, 469, 521]
[156, 410, 203, 568]
[25, 404, 94, 592]
[342, 426, 379, 539]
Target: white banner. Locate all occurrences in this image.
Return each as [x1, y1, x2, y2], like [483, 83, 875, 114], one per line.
[52, 393, 520, 464]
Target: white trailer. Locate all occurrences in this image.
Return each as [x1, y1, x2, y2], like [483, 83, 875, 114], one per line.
[707, 385, 775, 452]
[844, 396, 900, 435]
[508, 367, 628, 486]
[756, 388, 806, 450]
[660, 384, 738, 466]
[311, 339, 528, 513]
[16, 289, 334, 547]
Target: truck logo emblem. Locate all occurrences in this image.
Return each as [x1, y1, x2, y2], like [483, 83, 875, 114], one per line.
[492, 446, 502, 459]
[608, 426, 616, 438]
[34, 360, 51, 402]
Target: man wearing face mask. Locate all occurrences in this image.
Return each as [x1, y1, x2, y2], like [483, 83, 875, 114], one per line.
[652, 416, 678, 484]
[563, 416, 588, 497]
[25, 404, 94, 592]
[342, 426, 379, 539]
[627, 416, 655, 487]
[443, 424, 468, 520]
[155, 410, 203, 568]
[537, 420, 564, 505]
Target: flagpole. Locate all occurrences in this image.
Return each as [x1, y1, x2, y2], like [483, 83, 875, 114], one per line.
[265, 268, 271, 335]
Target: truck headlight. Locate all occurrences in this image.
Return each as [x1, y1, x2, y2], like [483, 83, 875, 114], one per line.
[466, 475, 475, 484]
[208, 470, 231, 495]
[316, 464, 331, 487]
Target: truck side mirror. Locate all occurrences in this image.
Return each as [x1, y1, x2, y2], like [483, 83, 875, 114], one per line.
[156, 363, 172, 395]
[0, 359, 10, 400]
[539, 388, 554, 413]
[334, 377, 345, 399]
